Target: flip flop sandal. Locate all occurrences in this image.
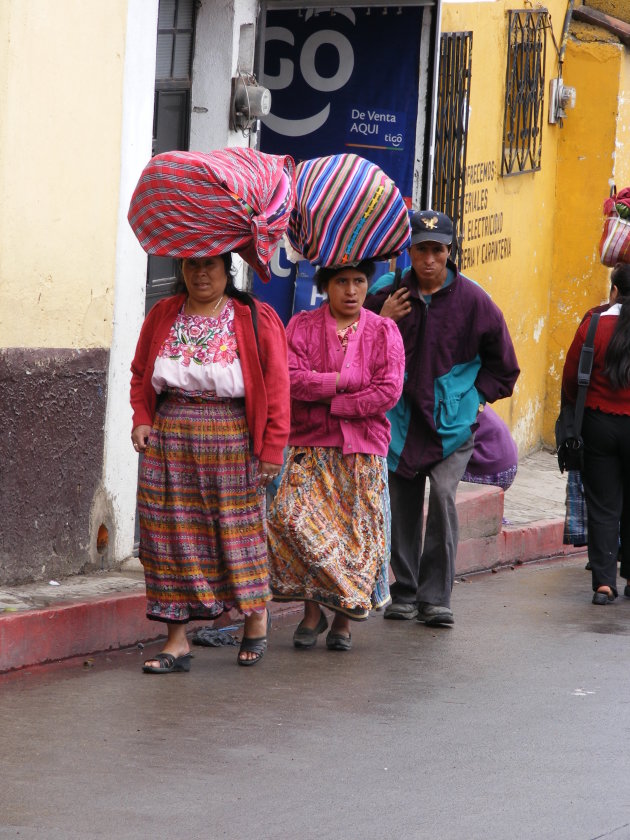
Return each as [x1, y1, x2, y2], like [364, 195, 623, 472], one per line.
[238, 610, 270, 666]
[142, 652, 193, 674]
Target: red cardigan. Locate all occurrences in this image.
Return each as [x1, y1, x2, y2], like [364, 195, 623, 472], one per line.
[562, 303, 630, 415]
[130, 293, 290, 465]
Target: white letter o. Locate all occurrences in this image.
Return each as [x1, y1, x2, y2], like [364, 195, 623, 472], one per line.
[300, 31, 354, 93]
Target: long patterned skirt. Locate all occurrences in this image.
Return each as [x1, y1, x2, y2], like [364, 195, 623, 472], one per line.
[138, 395, 269, 622]
[268, 447, 390, 619]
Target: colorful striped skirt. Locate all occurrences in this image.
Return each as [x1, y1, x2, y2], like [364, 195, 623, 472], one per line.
[267, 447, 390, 619]
[137, 394, 269, 623]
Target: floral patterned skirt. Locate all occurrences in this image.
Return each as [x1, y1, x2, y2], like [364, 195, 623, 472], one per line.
[267, 446, 390, 619]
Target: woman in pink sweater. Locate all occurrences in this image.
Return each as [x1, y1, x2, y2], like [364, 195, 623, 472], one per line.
[268, 261, 405, 650]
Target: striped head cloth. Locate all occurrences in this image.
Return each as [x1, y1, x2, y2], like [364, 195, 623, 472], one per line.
[127, 148, 296, 281]
[286, 154, 411, 267]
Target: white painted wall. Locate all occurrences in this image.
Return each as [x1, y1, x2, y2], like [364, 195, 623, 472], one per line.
[103, 0, 159, 562]
[106, 0, 263, 561]
[190, 0, 259, 152]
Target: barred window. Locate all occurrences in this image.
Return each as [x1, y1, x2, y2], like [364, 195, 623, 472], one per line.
[432, 31, 473, 260]
[502, 10, 547, 176]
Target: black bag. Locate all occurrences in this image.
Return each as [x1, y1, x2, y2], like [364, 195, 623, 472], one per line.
[555, 313, 600, 473]
[555, 404, 584, 473]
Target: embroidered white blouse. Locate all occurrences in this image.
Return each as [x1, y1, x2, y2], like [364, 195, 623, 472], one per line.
[151, 299, 245, 397]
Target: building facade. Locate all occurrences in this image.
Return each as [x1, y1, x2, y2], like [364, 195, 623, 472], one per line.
[0, 0, 628, 585]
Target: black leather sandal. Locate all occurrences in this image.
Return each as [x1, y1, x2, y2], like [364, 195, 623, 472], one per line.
[142, 652, 193, 674]
[238, 610, 270, 666]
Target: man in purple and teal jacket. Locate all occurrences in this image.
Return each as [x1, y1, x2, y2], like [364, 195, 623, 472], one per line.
[364, 210, 520, 626]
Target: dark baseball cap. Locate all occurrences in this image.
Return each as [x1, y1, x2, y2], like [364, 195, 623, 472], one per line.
[410, 210, 453, 245]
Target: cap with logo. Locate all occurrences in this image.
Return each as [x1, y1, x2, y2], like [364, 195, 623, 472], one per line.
[410, 210, 453, 246]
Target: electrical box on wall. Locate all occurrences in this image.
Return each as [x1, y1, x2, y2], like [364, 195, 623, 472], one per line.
[230, 74, 271, 131]
[549, 78, 576, 125]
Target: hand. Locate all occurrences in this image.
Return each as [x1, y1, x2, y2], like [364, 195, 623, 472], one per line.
[258, 461, 281, 487]
[131, 424, 152, 453]
[380, 287, 412, 322]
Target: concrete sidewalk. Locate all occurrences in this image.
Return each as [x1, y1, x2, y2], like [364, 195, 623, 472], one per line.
[0, 448, 582, 673]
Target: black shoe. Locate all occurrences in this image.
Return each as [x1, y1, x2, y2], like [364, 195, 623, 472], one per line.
[325, 630, 352, 651]
[293, 611, 328, 648]
[624, 585, 630, 599]
[417, 603, 454, 626]
[592, 589, 615, 605]
[383, 602, 418, 620]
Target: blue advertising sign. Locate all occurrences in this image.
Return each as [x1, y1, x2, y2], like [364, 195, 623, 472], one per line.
[260, 6, 423, 200]
[254, 6, 423, 321]
[251, 243, 296, 325]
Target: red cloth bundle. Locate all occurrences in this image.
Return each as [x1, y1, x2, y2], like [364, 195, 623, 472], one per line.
[128, 148, 295, 281]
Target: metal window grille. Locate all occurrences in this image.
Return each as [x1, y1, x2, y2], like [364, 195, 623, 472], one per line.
[431, 31, 473, 261]
[502, 10, 547, 176]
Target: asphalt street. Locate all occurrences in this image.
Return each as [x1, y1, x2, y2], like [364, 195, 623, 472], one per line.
[2, 554, 630, 840]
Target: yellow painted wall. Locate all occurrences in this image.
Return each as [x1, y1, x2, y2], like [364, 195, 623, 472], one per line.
[615, 49, 630, 186]
[545, 29, 625, 441]
[587, 0, 630, 25]
[441, 1, 570, 452]
[0, 1, 128, 349]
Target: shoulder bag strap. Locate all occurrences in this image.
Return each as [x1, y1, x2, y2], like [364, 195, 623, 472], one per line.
[573, 312, 600, 435]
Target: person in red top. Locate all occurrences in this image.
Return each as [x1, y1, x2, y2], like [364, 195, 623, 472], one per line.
[130, 254, 289, 668]
[561, 263, 630, 604]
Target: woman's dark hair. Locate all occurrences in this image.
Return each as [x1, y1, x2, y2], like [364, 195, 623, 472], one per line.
[314, 260, 376, 294]
[604, 263, 630, 389]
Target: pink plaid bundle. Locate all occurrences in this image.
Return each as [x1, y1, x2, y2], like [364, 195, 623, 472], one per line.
[128, 148, 295, 280]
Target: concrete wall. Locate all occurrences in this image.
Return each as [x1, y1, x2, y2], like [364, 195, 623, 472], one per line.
[441, 0, 569, 452]
[587, 0, 630, 26]
[0, 0, 130, 584]
[0, 0, 263, 585]
[545, 24, 627, 441]
[0, 2, 126, 348]
[440, 2, 628, 453]
[103, 0, 159, 574]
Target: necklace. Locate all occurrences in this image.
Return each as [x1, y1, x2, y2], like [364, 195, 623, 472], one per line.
[210, 295, 224, 315]
[186, 295, 224, 317]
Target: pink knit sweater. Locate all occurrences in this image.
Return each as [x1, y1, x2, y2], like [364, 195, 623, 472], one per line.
[287, 305, 405, 456]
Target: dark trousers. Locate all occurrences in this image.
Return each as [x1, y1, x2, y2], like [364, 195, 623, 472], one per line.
[582, 409, 630, 595]
[388, 436, 474, 609]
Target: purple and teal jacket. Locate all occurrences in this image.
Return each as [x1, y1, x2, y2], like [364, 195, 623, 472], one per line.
[364, 262, 520, 477]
